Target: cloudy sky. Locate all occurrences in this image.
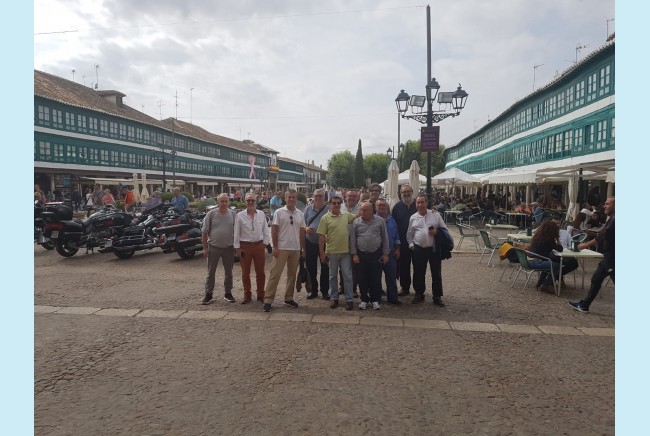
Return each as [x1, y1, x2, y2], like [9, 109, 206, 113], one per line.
[34, 0, 615, 169]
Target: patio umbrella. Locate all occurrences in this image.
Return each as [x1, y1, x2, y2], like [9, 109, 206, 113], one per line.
[385, 160, 400, 209]
[140, 173, 150, 202]
[408, 160, 421, 193]
[565, 174, 579, 222]
[132, 172, 141, 203]
[431, 167, 481, 186]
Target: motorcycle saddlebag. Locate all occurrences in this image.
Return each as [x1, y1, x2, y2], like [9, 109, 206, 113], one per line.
[42, 204, 74, 223]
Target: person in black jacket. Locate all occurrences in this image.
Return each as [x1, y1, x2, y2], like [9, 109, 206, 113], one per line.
[391, 184, 417, 296]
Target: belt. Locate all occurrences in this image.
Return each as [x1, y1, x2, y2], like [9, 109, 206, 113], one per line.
[240, 240, 263, 245]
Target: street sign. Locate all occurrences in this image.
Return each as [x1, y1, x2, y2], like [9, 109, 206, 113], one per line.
[420, 126, 440, 152]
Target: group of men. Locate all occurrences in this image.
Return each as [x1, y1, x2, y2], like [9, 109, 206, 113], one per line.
[200, 184, 449, 312]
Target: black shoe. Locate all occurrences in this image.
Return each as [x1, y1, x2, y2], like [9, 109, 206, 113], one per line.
[263, 303, 272, 312]
[321, 294, 331, 300]
[224, 293, 235, 303]
[433, 297, 446, 307]
[412, 295, 424, 304]
[330, 300, 339, 309]
[387, 300, 402, 306]
[201, 294, 213, 305]
[398, 289, 411, 297]
[283, 300, 298, 308]
[569, 301, 589, 313]
[306, 292, 319, 300]
[346, 302, 354, 310]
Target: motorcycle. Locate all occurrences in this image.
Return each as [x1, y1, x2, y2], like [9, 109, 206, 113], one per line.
[34, 201, 54, 250]
[98, 203, 170, 259]
[44, 204, 133, 257]
[154, 208, 207, 260]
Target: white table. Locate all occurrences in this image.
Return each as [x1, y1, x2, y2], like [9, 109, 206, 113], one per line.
[444, 210, 462, 223]
[486, 224, 519, 231]
[507, 233, 532, 243]
[554, 249, 604, 295]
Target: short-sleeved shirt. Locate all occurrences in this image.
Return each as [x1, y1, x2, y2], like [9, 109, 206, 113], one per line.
[202, 208, 235, 248]
[270, 196, 283, 217]
[272, 206, 305, 250]
[171, 194, 189, 212]
[317, 211, 355, 254]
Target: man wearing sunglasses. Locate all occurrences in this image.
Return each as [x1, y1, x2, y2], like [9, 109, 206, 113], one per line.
[303, 189, 330, 300]
[234, 193, 272, 304]
[263, 189, 306, 312]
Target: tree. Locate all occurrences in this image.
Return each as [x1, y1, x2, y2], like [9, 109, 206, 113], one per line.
[327, 150, 355, 188]
[353, 139, 366, 188]
[364, 153, 391, 184]
[400, 139, 446, 182]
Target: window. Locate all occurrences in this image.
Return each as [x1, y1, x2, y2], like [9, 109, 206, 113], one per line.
[587, 72, 598, 102]
[610, 117, 615, 146]
[575, 81, 585, 106]
[557, 91, 565, 115]
[110, 122, 118, 138]
[100, 120, 109, 135]
[100, 150, 109, 164]
[574, 128, 584, 154]
[66, 145, 76, 160]
[39, 141, 51, 161]
[78, 146, 87, 160]
[565, 87, 574, 111]
[119, 124, 127, 138]
[596, 120, 607, 150]
[136, 128, 143, 142]
[128, 126, 135, 139]
[77, 115, 87, 132]
[89, 117, 98, 134]
[65, 112, 75, 130]
[110, 151, 120, 166]
[89, 148, 99, 164]
[564, 130, 572, 155]
[53, 143, 64, 161]
[52, 109, 63, 128]
[144, 130, 151, 144]
[37, 105, 50, 125]
[599, 64, 611, 96]
[584, 124, 594, 152]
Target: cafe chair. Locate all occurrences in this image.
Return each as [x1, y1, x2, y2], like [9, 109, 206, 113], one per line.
[479, 230, 505, 267]
[456, 223, 481, 252]
[572, 233, 588, 243]
[510, 248, 558, 294]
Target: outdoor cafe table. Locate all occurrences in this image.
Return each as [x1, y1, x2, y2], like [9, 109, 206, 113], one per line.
[553, 248, 604, 296]
[486, 224, 519, 231]
[507, 233, 532, 243]
[444, 210, 462, 223]
[506, 212, 527, 226]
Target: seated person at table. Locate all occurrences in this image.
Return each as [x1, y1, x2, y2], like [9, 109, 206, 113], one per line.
[580, 202, 595, 218]
[451, 199, 466, 211]
[513, 202, 531, 227]
[531, 202, 544, 225]
[587, 211, 603, 228]
[529, 220, 578, 293]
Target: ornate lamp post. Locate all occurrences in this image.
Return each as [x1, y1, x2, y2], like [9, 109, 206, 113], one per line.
[394, 5, 469, 204]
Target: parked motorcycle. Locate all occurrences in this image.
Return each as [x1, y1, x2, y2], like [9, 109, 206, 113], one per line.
[44, 204, 133, 257]
[34, 201, 54, 250]
[154, 208, 206, 260]
[98, 203, 170, 259]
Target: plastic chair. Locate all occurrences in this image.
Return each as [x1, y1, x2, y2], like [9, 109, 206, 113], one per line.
[572, 233, 588, 243]
[510, 248, 558, 294]
[456, 223, 481, 252]
[478, 230, 505, 267]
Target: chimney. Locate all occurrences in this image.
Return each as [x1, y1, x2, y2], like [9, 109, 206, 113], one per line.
[96, 90, 126, 108]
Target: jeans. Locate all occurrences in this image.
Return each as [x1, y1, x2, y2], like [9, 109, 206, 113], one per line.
[382, 253, 399, 303]
[328, 253, 353, 302]
[204, 245, 234, 296]
[305, 239, 329, 296]
[527, 258, 561, 287]
[580, 253, 614, 308]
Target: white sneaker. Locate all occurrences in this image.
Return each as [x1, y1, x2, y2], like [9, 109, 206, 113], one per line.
[358, 301, 367, 310]
[372, 302, 381, 310]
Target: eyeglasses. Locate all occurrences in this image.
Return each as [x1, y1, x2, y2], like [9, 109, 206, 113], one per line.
[245, 199, 256, 203]
[330, 201, 341, 205]
[289, 215, 294, 225]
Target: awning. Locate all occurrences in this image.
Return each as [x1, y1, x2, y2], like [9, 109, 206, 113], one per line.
[484, 168, 537, 185]
[81, 177, 184, 185]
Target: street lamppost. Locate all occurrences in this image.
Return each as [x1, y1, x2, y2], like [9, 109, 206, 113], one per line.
[386, 143, 404, 164]
[394, 5, 469, 205]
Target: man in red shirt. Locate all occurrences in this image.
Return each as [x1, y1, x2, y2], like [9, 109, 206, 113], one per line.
[121, 185, 136, 214]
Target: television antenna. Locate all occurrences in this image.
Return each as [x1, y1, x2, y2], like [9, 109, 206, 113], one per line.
[533, 64, 544, 91]
[94, 64, 100, 89]
[575, 43, 587, 63]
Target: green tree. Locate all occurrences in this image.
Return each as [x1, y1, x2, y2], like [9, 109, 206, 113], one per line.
[327, 150, 355, 188]
[364, 153, 391, 184]
[400, 139, 446, 183]
[353, 139, 366, 188]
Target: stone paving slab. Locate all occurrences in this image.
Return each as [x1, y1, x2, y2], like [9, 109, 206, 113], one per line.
[34, 305, 62, 314]
[312, 314, 360, 325]
[496, 323, 543, 334]
[224, 312, 269, 321]
[450, 321, 500, 332]
[538, 325, 584, 335]
[136, 309, 186, 318]
[56, 306, 102, 315]
[577, 327, 615, 337]
[179, 310, 228, 320]
[268, 313, 313, 323]
[403, 318, 451, 330]
[94, 308, 142, 317]
[359, 316, 403, 327]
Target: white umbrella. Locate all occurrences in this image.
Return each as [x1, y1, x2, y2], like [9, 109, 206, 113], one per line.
[565, 174, 580, 222]
[140, 173, 150, 202]
[385, 160, 400, 209]
[132, 172, 141, 203]
[408, 160, 421, 193]
[431, 167, 481, 186]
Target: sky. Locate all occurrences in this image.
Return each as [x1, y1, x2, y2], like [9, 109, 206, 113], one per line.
[34, 0, 615, 169]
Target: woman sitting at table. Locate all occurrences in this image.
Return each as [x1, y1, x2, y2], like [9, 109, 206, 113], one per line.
[567, 212, 588, 237]
[528, 220, 578, 293]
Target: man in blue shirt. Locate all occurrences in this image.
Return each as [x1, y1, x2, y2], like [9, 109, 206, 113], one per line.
[376, 199, 401, 305]
[269, 191, 283, 218]
[171, 187, 189, 212]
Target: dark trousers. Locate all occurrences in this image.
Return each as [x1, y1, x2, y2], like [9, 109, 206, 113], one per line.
[411, 245, 443, 298]
[356, 249, 383, 303]
[581, 254, 615, 308]
[397, 244, 413, 292]
[305, 239, 329, 296]
[382, 253, 399, 303]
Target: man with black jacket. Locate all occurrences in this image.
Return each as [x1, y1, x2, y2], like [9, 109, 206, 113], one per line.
[569, 196, 615, 313]
[303, 189, 329, 300]
[391, 184, 417, 296]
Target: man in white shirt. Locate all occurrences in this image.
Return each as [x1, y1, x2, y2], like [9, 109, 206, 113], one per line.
[263, 189, 306, 312]
[234, 193, 272, 304]
[406, 194, 448, 306]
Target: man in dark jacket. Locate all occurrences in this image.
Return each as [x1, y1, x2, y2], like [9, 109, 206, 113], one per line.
[391, 184, 417, 296]
[569, 196, 615, 313]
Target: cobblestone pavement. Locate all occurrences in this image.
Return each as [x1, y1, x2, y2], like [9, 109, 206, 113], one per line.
[34, 235, 614, 435]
